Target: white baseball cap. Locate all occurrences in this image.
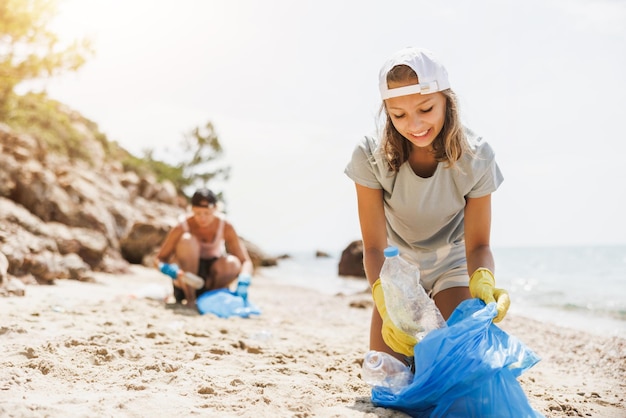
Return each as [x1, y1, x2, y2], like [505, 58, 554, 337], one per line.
[379, 47, 451, 99]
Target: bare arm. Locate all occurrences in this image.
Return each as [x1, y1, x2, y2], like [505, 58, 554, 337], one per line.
[356, 183, 407, 356]
[464, 194, 495, 276]
[355, 183, 388, 286]
[223, 222, 253, 276]
[154, 224, 184, 267]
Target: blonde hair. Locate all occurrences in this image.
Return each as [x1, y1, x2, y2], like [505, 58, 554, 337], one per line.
[380, 65, 469, 172]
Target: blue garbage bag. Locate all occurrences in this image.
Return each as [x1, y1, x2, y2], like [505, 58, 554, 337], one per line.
[371, 299, 543, 418]
[196, 288, 261, 318]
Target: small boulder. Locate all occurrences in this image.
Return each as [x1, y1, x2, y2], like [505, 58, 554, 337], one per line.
[338, 240, 366, 278]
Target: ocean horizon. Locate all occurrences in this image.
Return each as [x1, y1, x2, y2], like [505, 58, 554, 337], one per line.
[257, 244, 626, 339]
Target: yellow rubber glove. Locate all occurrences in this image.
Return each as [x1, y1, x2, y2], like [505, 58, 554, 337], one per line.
[371, 279, 417, 357]
[469, 268, 511, 323]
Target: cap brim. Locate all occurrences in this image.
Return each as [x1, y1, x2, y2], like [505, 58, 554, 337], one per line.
[380, 81, 444, 99]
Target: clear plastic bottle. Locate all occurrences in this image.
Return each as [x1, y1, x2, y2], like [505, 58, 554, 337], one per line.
[182, 272, 205, 290]
[361, 350, 413, 394]
[379, 246, 447, 341]
[158, 262, 204, 290]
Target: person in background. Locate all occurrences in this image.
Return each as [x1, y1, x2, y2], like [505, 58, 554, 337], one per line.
[344, 47, 510, 363]
[155, 188, 253, 307]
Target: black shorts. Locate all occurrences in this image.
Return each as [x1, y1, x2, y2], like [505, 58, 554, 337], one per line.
[173, 257, 218, 303]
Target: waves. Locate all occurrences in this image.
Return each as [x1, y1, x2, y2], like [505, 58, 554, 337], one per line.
[260, 245, 626, 338]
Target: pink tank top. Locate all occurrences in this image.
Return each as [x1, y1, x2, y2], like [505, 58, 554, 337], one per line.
[181, 214, 225, 259]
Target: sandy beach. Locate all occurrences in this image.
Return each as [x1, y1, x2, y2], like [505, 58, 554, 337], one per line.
[1, 266, 624, 418]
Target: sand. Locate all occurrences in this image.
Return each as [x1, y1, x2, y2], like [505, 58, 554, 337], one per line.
[1, 266, 624, 418]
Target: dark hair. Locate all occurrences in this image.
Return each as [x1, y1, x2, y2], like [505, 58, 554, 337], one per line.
[381, 65, 469, 172]
[191, 188, 217, 207]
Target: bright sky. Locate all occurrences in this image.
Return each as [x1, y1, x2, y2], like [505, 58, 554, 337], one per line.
[35, 0, 626, 254]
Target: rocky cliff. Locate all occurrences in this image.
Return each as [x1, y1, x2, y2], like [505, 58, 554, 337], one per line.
[0, 113, 275, 294]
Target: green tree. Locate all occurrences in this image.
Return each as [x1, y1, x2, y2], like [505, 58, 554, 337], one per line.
[131, 121, 231, 199]
[0, 0, 92, 118]
[180, 121, 230, 190]
[0, 1, 228, 201]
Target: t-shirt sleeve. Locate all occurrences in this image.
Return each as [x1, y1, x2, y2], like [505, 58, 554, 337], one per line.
[466, 140, 504, 198]
[344, 136, 383, 189]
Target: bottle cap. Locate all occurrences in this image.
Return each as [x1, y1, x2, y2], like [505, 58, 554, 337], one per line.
[364, 351, 384, 368]
[384, 246, 399, 257]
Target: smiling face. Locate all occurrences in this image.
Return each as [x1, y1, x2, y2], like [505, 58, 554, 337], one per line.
[384, 81, 447, 151]
[380, 65, 465, 172]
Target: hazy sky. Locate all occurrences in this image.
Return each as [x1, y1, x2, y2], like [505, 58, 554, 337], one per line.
[34, 0, 626, 253]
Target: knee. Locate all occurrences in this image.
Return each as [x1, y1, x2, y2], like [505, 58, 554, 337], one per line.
[175, 233, 200, 259]
[212, 255, 242, 282]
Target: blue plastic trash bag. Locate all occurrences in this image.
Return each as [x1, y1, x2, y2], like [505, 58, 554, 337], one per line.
[196, 288, 261, 318]
[371, 299, 543, 418]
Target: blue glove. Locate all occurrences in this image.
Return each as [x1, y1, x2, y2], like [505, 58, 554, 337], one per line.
[159, 263, 179, 280]
[235, 273, 251, 301]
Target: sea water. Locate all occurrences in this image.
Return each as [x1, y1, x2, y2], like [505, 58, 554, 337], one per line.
[493, 245, 626, 338]
[259, 252, 369, 296]
[259, 245, 626, 338]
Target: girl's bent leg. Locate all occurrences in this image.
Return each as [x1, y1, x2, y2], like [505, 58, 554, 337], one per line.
[433, 286, 471, 320]
[370, 308, 406, 363]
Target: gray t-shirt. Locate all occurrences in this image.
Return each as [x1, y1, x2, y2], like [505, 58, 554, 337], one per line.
[344, 131, 503, 282]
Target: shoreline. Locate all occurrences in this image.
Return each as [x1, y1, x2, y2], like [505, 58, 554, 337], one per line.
[259, 259, 626, 340]
[1, 266, 624, 417]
